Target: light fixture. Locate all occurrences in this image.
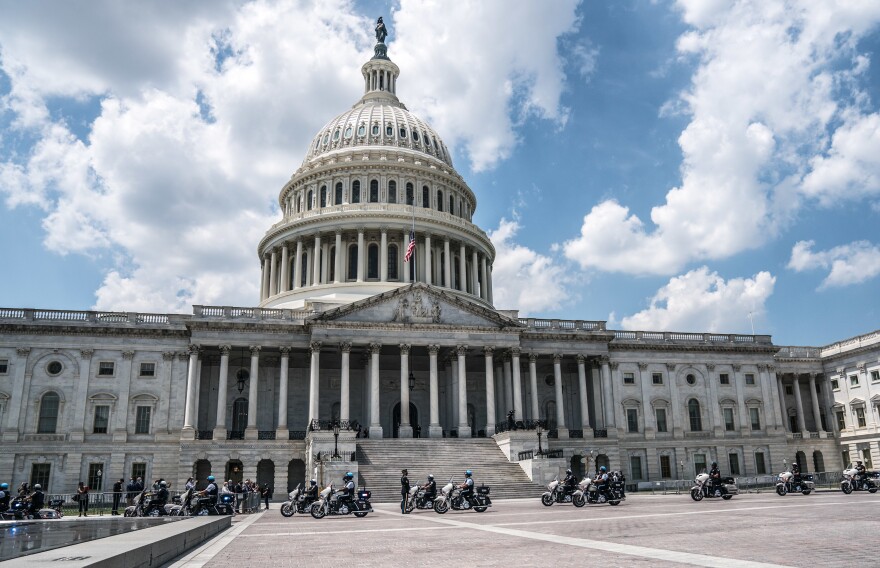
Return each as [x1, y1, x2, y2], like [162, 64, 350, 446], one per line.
[408, 372, 415, 391]
[236, 369, 248, 394]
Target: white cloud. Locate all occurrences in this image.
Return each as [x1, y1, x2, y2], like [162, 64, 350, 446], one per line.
[562, 0, 880, 275]
[620, 267, 775, 333]
[488, 218, 573, 314]
[788, 240, 880, 289]
[0, 0, 582, 312]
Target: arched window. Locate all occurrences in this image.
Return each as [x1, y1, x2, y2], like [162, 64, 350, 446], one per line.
[388, 244, 398, 280]
[295, 194, 301, 213]
[367, 244, 379, 279]
[320, 185, 327, 208]
[422, 185, 429, 208]
[352, 180, 361, 203]
[449, 194, 455, 213]
[459, 201, 463, 217]
[386, 124, 393, 137]
[300, 254, 308, 287]
[437, 190, 443, 212]
[335, 182, 343, 205]
[348, 245, 358, 280]
[37, 391, 60, 433]
[369, 179, 379, 202]
[388, 180, 397, 203]
[306, 190, 313, 210]
[406, 183, 414, 205]
[329, 247, 336, 282]
[688, 399, 702, 431]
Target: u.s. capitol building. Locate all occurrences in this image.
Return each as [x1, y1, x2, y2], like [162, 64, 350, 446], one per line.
[1, 29, 877, 496]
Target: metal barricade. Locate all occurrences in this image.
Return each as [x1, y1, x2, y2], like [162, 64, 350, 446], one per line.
[235, 492, 262, 513]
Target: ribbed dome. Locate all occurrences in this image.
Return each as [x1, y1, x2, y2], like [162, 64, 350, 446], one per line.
[304, 102, 454, 167]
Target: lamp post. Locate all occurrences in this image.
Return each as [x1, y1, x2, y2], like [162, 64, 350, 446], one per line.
[332, 421, 340, 459]
[678, 460, 684, 494]
[536, 423, 544, 457]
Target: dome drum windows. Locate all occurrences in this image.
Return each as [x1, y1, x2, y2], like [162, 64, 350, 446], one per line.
[412, 130, 420, 142]
[388, 180, 397, 204]
[352, 181, 361, 203]
[369, 180, 379, 203]
[399, 127, 407, 139]
[344, 126, 353, 139]
[335, 182, 343, 205]
[332, 129, 340, 141]
[371, 123, 380, 136]
[357, 124, 366, 137]
[422, 186, 430, 208]
[386, 124, 393, 137]
[437, 190, 443, 212]
[320, 186, 328, 208]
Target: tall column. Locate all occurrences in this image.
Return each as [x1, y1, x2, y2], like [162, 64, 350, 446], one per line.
[357, 229, 365, 282]
[369, 343, 383, 438]
[244, 346, 261, 439]
[443, 238, 451, 288]
[502, 354, 513, 415]
[334, 232, 343, 283]
[313, 234, 322, 286]
[276, 347, 290, 437]
[552, 354, 568, 437]
[808, 373, 824, 434]
[335, 343, 350, 424]
[667, 363, 681, 436]
[484, 347, 496, 435]
[279, 242, 290, 293]
[760, 365, 782, 431]
[487, 264, 493, 304]
[260, 258, 269, 301]
[380, 228, 388, 282]
[456, 345, 471, 437]
[267, 249, 277, 297]
[458, 243, 467, 291]
[732, 364, 750, 436]
[777, 374, 788, 431]
[480, 256, 488, 300]
[511, 348, 523, 420]
[494, 361, 504, 423]
[293, 240, 303, 290]
[576, 355, 591, 432]
[471, 250, 479, 296]
[820, 377, 839, 436]
[429, 345, 441, 438]
[793, 375, 807, 433]
[182, 345, 200, 435]
[321, 241, 330, 283]
[706, 364, 722, 435]
[214, 345, 231, 437]
[68, 348, 91, 441]
[398, 344, 413, 437]
[637, 363, 655, 437]
[424, 234, 432, 284]
[600, 356, 615, 431]
[529, 353, 539, 420]
[307, 342, 322, 426]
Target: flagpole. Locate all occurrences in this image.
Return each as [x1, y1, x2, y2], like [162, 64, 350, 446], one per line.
[411, 195, 417, 283]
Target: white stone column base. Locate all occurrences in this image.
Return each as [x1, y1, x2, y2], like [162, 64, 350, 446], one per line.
[429, 425, 443, 438]
[275, 428, 289, 440]
[457, 424, 472, 438]
[112, 430, 127, 443]
[398, 425, 413, 438]
[213, 427, 227, 440]
[368, 425, 383, 439]
[245, 427, 259, 440]
[555, 427, 569, 440]
[485, 425, 496, 437]
[179, 427, 196, 441]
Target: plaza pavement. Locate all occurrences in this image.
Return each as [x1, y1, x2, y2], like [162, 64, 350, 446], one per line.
[168, 492, 879, 567]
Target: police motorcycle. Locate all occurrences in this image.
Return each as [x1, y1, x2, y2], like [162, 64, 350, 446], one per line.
[775, 471, 814, 496]
[433, 474, 492, 514]
[124, 488, 149, 517]
[310, 474, 373, 519]
[190, 476, 235, 516]
[166, 488, 194, 516]
[691, 473, 737, 501]
[840, 465, 879, 494]
[541, 476, 583, 507]
[280, 483, 318, 517]
[582, 468, 623, 506]
[405, 486, 437, 513]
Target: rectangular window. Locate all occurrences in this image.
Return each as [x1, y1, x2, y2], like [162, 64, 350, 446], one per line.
[871, 370, 880, 383]
[660, 455, 672, 478]
[850, 374, 859, 387]
[755, 452, 767, 475]
[750, 407, 761, 430]
[652, 373, 663, 385]
[88, 463, 104, 491]
[98, 361, 115, 377]
[719, 373, 730, 385]
[842, 450, 850, 469]
[31, 463, 50, 491]
[728, 453, 740, 475]
[93, 405, 109, 434]
[623, 372, 635, 385]
[723, 408, 736, 431]
[831, 378, 839, 390]
[785, 385, 793, 395]
[139, 362, 155, 377]
[630, 456, 643, 481]
[626, 408, 639, 433]
[655, 408, 667, 433]
[694, 454, 707, 477]
[836, 410, 846, 430]
[135, 406, 152, 434]
[131, 462, 147, 482]
[0, 358, 8, 374]
[745, 373, 755, 385]
[863, 449, 873, 469]
[856, 407, 866, 428]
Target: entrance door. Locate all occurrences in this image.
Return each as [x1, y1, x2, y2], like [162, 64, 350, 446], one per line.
[226, 460, 243, 484]
[232, 398, 248, 434]
[392, 402, 419, 438]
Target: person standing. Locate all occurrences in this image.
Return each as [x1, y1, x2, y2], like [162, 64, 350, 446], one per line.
[112, 478, 124, 515]
[77, 481, 90, 517]
[126, 477, 136, 506]
[400, 469, 410, 514]
[262, 484, 272, 510]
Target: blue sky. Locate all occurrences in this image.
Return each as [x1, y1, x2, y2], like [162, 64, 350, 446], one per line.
[1, 0, 879, 347]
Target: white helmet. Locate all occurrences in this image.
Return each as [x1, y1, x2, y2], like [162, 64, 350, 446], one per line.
[34, 484, 42, 490]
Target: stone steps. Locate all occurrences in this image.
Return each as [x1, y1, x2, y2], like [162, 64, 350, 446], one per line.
[355, 439, 543, 502]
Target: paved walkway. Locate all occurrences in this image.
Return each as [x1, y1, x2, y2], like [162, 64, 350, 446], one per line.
[171, 492, 880, 567]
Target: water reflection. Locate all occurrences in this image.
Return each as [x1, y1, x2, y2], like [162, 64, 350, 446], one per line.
[0, 518, 182, 560]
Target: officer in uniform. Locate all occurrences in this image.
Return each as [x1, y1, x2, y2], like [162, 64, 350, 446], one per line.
[195, 475, 218, 514]
[0, 483, 10, 513]
[400, 469, 410, 514]
[421, 474, 437, 507]
[458, 470, 475, 505]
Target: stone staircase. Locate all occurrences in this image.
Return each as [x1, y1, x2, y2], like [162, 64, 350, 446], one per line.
[355, 438, 543, 502]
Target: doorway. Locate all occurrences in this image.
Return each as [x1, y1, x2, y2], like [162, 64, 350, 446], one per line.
[226, 460, 244, 484]
[392, 402, 419, 438]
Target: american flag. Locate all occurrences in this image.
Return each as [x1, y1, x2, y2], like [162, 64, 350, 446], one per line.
[404, 230, 416, 262]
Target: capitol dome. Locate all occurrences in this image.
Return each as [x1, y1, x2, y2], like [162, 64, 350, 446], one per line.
[256, 30, 495, 310]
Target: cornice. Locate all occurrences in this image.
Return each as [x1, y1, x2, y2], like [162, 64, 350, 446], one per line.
[0, 324, 189, 339]
[609, 342, 780, 355]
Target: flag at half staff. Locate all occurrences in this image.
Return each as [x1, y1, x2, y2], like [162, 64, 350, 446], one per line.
[404, 231, 416, 262]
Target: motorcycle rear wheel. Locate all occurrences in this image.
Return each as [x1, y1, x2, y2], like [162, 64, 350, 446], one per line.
[310, 505, 326, 519]
[280, 503, 295, 517]
[801, 489, 811, 495]
[690, 489, 703, 502]
[433, 500, 449, 514]
[474, 506, 487, 513]
[776, 486, 787, 496]
[869, 487, 878, 494]
[608, 499, 620, 506]
[572, 495, 585, 508]
[353, 511, 368, 518]
[722, 495, 733, 500]
[841, 484, 853, 495]
[540, 494, 554, 507]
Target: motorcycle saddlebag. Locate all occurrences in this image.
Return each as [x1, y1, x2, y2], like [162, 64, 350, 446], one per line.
[477, 485, 490, 495]
[358, 490, 371, 500]
[219, 494, 235, 504]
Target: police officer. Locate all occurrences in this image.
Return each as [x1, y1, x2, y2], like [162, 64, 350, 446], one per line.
[27, 484, 45, 516]
[421, 474, 437, 506]
[790, 461, 801, 486]
[595, 466, 609, 499]
[0, 483, 10, 513]
[400, 469, 410, 514]
[709, 461, 723, 496]
[458, 470, 475, 505]
[563, 468, 578, 496]
[195, 475, 218, 514]
[854, 460, 867, 488]
[338, 472, 355, 503]
[305, 479, 319, 500]
[148, 480, 169, 515]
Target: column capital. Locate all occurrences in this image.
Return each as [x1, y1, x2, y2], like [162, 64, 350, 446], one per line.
[576, 354, 586, 364]
[552, 353, 563, 363]
[638, 362, 649, 371]
[219, 345, 231, 355]
[455, 345, 468, 356]
[399, 343, 411, 355]
[162, 352, 175, 361]
[279, 346, 292, 356]
[598, 355, 610, 365]
[732, 364, 742, 372]
[502, 351, 511, 362]
[768, 365, 776, 374]
[357, 226, 366, 234]
[609, 361, 619, 371]
[428, 345, 440, 355]
[369, 343, 382, 355]
[281, 241, 290, 250]
[339, 342, 352, 353]
[509, 347, 522, 357]
[177, 351, 189, 361]
[79, 348, 93, 360]
[380, 226, 389, 234]
[483, 346, 495, 357]
[309, 341, 323, 353]
[665, 362, 676, 372]
[122, 350, 135, 360]
[249, 345, 262, 355]
[529, 352, 538, 363]
[188, 344, 201, 356]
[706, 363, 716, 371]
[335, 230, 343, 237]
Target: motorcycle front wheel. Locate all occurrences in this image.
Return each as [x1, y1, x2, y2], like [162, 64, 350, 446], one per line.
[572, 495, 585, 508]
[433, 500, 449, 514]
[310, 505, 326, 519]
[608, 499, 620, 506]
[841, 484, 853, 495]
[690, 489, 703, 502]
[722, 495, 733, 500]
[353, 511, 368, 517]
[540, 494, 554, 507]
[776, 486, 787, 496]
[801, 489, 811, 495]
[869, 487, 878, 494]
[280, 503, 295, 517]
[473, 506, 487, 513]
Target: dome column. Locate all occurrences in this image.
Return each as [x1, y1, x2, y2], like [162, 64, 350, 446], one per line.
[459, 243, 467, 292]
[269, 249, 278, 296]
[294, 239, 303, 290]
[261, 256, 270, 301]
[424, 234, 432, 284]
[487, 264, 494, 304]
[357, 229, 365, 282]
[334, 232, 343, 283]
[279, 242, 290, 293]
[443, 238, 451, 288]
[480, 256, 488, 300]
[471, 250, 479, 295]
[313, 234, 322, 286]
[380, 228, 388, 282]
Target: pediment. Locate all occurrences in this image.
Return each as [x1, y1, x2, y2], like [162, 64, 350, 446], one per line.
[311, 283, 522, 329]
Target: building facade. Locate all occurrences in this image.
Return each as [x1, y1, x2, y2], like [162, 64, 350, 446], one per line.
[1, 33, 878, 495]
